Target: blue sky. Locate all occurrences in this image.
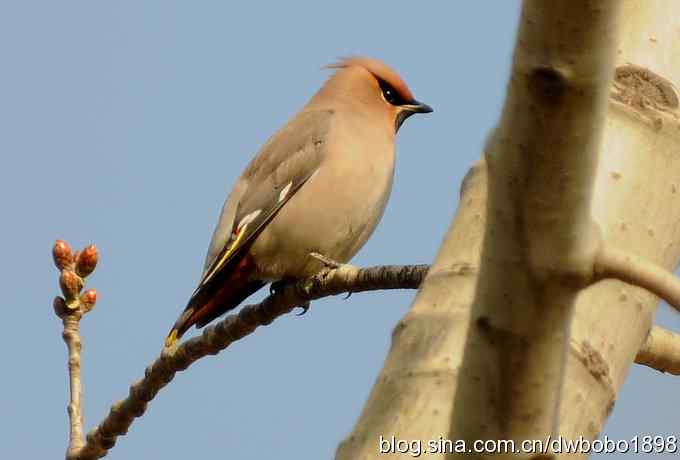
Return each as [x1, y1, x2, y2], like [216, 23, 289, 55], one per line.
[2, 2, 679, 459]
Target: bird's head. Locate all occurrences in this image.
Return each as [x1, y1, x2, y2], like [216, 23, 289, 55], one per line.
[314, 56, 433, 132]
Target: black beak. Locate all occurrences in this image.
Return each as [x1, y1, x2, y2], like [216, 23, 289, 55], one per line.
[402, 100, 433, 114]
[396, 100, 433, 131]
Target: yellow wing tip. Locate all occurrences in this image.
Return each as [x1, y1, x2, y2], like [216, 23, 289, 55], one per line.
[165, 329, 179, 348]
[201, 224, 249, 287]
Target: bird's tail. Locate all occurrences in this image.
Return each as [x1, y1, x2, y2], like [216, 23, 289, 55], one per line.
[165, 255, 264, 347]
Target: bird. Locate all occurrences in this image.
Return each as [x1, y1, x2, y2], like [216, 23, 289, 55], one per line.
[165, 56, 432, 347]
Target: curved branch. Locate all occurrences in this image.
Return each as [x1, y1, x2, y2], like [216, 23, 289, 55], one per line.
[595, 246, 680, 374]
[635, 325, 680, 375]
[594, 245, 680, 313]
[64, 262, 428, 460]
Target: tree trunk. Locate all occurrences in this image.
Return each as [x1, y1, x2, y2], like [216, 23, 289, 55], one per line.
[336, 1, 680, 459]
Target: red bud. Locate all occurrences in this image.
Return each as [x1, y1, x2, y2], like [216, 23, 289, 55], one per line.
[76, 244, 99, 278]
[80, 289, 97, 312]
[53, 240, 74, 270]
[59, 270, 83, 300]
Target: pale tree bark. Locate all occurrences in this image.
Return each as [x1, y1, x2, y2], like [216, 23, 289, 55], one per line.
[636, 325, 680, 376]
[451, 1, 619, 456]
[337, 1, 680, 459]
[558, 0, 680, 450]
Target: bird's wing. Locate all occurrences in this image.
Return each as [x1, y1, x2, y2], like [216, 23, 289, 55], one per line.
[195, 109, 334, 292]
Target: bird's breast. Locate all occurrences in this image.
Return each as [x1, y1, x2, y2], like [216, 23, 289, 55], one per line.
[250, 122, 396, 280]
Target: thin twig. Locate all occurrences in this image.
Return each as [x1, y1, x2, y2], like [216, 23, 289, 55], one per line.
[52, 240, 99, 460]
[594, 245, 680, 313]
[63, 315, 85, 456]
[67, 262, 428, 460]
[635, 325, 680, 375]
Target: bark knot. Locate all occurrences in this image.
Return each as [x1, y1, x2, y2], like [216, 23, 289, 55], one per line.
[529, 66, 568, 104]
[579, 341, 611, 383]
[612, 64, 678, 111]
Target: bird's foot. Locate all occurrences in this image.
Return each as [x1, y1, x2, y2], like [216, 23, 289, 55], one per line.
[308, 252, 357, 299]
[309, 251, 358, 277]
[269, 280, 311, 316]
[309, 252, 342, 269]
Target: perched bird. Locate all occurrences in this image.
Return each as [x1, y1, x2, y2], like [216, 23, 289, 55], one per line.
[165, 57, 432, 347]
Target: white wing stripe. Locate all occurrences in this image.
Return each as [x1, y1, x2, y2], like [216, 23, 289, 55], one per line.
[278, 181, 293, 202]
[236, 209, 262, 231]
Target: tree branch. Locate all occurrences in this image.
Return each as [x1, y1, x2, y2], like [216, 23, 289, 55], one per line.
[593, 245, 680, 374]
[635, 325, 680, 375]
[595, 245, 680, 313]
[446, 1, 622, 452]
[51, 239, 428, 460]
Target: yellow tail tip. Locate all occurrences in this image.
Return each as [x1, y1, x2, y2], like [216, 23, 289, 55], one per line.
[165, 329, 179, 348]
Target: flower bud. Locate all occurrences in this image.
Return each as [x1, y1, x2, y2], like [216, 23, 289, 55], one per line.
[76, 244, 99, 278]
[53, 240, 74, 270]
[59, 270, 83, 300]
[80, 289, 97, 312]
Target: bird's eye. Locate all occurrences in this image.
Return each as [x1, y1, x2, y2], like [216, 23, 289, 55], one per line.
[378, 79, 400, 105]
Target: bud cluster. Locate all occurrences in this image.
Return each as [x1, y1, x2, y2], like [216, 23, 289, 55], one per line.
[52, 240, 99, 318]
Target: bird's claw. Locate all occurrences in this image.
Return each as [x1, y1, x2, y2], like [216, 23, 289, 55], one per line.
[295, 301, 311, 316]
[343, 291, 352, 300]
